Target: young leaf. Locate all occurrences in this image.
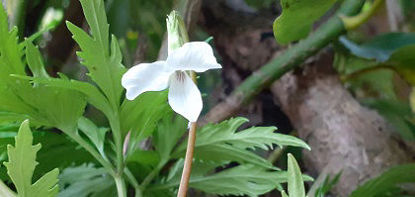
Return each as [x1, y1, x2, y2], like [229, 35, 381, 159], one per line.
[287, 153, 305, 197]
[25, 41, 50, 79]
[3, 120, 59, 197]
[173, 117, 309, 169]
[273, 0, 337, 44]
[66, 0, 126, 108]
[350, 164, 415, 197]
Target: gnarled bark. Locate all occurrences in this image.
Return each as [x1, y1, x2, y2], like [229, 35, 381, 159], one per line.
[271, 52, 412, 196]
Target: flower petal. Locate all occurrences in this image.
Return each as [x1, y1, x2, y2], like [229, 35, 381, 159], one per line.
[122, 61, 172, 100]
[166, 41, 221, 72]
[168, 72, 203, 122]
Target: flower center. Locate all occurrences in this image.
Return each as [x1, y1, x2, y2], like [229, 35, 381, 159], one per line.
[175, 71, 186, 83]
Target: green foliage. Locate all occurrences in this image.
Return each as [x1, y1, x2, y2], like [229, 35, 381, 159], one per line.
[121, 91, 171, 156]
[314, 172, 342, 197]
[350, 164, 415, 197]
[146, 117, 311, 196]
[66, 0, 126, 109]
[58, 164, 115, 197]
[337, 33, 415, 139]
[340, 33, 415, 62]
[4, 120, 59, 197]
[77, 117, 108, 158]
[284, 153, 306, 197]
[173, 117, 309, 169]
[273, 0, 337, 44]
[188, 162, 285, 196]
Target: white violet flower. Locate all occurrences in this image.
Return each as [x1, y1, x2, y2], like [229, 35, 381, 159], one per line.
[121, 42, 221, 122]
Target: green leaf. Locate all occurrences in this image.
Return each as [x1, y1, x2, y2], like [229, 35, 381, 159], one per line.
[66, 0, 126, 108]
[120, 91, 171, 155]
[58, 164, 115, 197]
[350, 164, 415, 197]
[314, 172, 342, 197]
[387, 44, 415, 85]
[287, 153, 305, 197]
[25, 41, 50, 79]
[189, 164, 283, 196]
[340, 33, 415, 62]
[78, 117, 108, 157]
[153, 114, 187, 161]
[273, 0, 337, 44]
[173, 117, 309, 169]
[3, 120, 59, 197]
[20, 76, 113, 119]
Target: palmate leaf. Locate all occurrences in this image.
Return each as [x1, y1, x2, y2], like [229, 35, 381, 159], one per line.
[66, 0, 126, 108]
[350, 164, 415, 197]
[173, 117, 309, 169]
[273, 0, 337, 44]
[3, 120, 59, 197]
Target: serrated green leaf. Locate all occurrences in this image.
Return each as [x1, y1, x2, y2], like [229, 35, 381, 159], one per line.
[19, 76, 113, 118]
[287, 153, 305, 197]
[189, 164, 282, 196]
[58, 164, 115, 197]
[173, 117, 309, 168]
[153, 114, 187, 161]
[4, 120, 59, 197]
[66, 0, 126, 108]
[350, 164, 415, 197]
[121, 91, 171, 156]
[273, 0, 337, 44]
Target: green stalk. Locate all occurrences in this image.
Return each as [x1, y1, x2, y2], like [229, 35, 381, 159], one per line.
[341, 0, 385, 30]
[114, 175, 127, 197]
[64, 131, 115, 176]
[107, 112, 127, 197]
[204, 0, 366, 123]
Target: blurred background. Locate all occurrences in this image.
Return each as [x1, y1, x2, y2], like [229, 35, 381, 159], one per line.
[2, 0, 415, 196]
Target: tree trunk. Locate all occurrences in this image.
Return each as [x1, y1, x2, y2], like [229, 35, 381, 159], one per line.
[270, 52, 412, 196]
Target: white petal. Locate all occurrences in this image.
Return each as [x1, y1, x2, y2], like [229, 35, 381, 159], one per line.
[166, 42, 221, 72]
[122, 61, 172, 100]
[168, 72, 203, 122]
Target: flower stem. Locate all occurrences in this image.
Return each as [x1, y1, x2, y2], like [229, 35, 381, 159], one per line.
[177, 122, 197, 197]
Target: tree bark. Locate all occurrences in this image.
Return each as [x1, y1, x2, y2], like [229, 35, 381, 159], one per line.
[270, 52, 412, 196]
